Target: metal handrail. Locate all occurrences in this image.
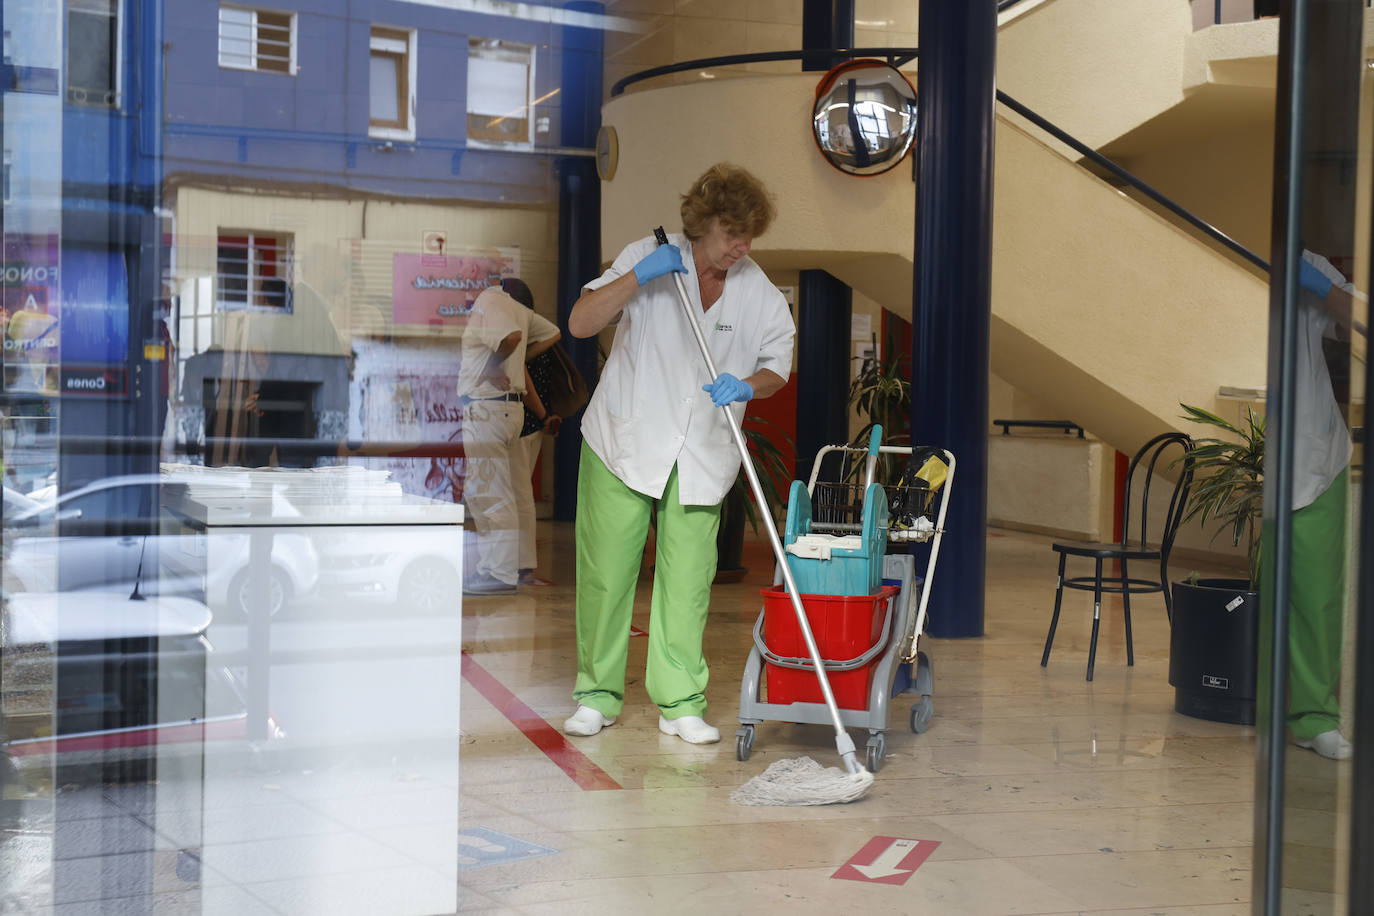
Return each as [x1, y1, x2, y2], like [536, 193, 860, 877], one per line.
[48, 435, 468, 460]
[993, 419, 1085, 438]
[995, 91, 1269, 271]
[610, 47, 917, 97]
[611, 48, 1270, 275]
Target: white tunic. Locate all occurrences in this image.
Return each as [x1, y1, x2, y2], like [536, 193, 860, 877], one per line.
[581, 232, 795, 506]
[1292, 250, 1354, 510]
[457, 287, 558, 398]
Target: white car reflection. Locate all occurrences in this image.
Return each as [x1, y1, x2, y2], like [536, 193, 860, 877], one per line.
[1, 592, 282, 774]
[313, 526, 462, 613]
[3, 474, 319, 618]
[2, 487, 40, 517]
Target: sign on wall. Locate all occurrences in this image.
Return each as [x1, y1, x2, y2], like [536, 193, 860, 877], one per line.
[1, 235, 60, 395]
[391, 250, 519, 328]
[349, 337, 466, 502]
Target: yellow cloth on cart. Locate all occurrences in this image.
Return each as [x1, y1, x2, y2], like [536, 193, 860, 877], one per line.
[913, 455, 948, 491]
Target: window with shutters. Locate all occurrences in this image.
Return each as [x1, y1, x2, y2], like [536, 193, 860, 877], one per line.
[67, 0, 120, 107]
[216, 232, 293, 312]
[369, 26, 417, 141]
[217, 4, 295, 75]
[467, 38, 534, 148]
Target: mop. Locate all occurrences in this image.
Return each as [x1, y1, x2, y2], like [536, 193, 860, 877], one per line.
[652, 228, 874, 806]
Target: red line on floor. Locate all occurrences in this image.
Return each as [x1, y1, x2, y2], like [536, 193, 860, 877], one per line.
[461, 651, 622, 792]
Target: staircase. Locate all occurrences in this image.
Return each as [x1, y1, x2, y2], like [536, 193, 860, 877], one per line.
[600, 72, 1269, 457]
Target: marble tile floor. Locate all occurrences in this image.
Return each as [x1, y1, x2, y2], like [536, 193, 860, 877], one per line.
[454, 525, 1321, 915]
[1, 524, 1351, 914]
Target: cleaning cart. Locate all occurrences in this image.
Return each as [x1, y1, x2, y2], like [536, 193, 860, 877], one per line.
[736, 436, 955, 772]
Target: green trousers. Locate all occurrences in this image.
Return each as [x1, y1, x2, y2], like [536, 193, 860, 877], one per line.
[573, 443, 721, 720]
[1284, 468, 1348, 741]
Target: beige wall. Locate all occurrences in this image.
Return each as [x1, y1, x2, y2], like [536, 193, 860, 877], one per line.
[1110, 112, 1275, 262]
[988, 436, 1114, 540]
[990, 373, 1058, 425]
[173, 187, 560, 354]
[173, 187, 562, 498]
[997, 0, 1193, 150]
[602, 0, 918, 102]
[987, 430, 1246, 570]
[601, 74, 1269, 460]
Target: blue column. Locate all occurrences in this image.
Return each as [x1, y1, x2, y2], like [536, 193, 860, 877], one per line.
[796, 270, 852, 480]
[796, 3, 856, 481]
[911, 0, 996, 638]
[802, 1, 855, 72]
[554, 3, 604, 521]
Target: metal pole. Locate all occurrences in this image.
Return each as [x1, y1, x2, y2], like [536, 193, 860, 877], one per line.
[1256, 0, 1310, 909]
[554, 4, 604, 522]
[654, 229, 862, 774]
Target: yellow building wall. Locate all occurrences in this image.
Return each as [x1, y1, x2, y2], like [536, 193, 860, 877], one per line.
[172, 187, 560, 355]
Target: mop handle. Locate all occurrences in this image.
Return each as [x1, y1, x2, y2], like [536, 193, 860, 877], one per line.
[863, 426, 881, 489]
[652, 228, 862, 775]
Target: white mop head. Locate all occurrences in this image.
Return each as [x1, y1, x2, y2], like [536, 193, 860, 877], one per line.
[730, 756, 875, 806]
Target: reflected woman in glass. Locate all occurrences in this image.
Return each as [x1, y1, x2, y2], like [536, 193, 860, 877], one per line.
[1284, 249, 1360, 759]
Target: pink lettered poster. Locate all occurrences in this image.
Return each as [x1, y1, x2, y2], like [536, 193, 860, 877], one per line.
[391, 251, 519, 329]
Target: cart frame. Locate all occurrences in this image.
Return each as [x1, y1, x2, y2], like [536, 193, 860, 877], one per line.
[735, 443, 954, 771]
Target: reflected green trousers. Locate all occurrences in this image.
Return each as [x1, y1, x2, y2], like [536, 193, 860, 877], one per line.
[1283, 468, 1348, 741]
[573, 444, 721, 720]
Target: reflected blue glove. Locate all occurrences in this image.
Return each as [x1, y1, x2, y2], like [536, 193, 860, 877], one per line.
[702, 373, 753, 406]
[1298, 256, 1333, 298]
[632, 244, 687, 286]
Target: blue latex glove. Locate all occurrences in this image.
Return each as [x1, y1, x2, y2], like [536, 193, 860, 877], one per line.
[632, 244, 687, 286]
[1298, 256, 1333, 298]
[702, 373, 753, 406]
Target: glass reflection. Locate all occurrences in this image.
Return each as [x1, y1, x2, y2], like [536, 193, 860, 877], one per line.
[1, 0, 589, 910]
[1264, 2, 1367, 911]
[812, 60, 917, 177]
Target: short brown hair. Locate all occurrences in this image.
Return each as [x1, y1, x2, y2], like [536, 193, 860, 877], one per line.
[680, 163, 776, 241]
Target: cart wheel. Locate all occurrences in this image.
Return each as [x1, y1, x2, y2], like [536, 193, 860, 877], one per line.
[735, 725, 756, 762]
[865, 732, 886, 772]
[910, 696, 933, 734]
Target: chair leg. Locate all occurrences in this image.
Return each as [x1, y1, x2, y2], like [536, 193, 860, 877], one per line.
[1086, 558, 1103, 682]
[1121, 558, 1134, 667]
[1042, 552, 1067, 667]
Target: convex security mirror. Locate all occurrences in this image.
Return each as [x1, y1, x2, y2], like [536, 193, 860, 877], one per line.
[812, 60, 917, 176]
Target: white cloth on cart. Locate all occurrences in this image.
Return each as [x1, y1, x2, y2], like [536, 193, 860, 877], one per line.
[784, 533, 863, 561]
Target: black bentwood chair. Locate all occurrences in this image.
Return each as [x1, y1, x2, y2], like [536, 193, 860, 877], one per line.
[1040, 432, 1195, 681]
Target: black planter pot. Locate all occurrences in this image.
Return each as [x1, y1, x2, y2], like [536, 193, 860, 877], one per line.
[1169, 577, 1258, 725]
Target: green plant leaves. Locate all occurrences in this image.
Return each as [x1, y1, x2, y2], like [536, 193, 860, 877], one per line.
[1177, 403, 1265, 584]
[729, 416, 795, 533]
[847, 337, 912, 482]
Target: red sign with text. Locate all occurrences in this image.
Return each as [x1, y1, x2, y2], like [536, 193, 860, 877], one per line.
[391, 252, 518, 327]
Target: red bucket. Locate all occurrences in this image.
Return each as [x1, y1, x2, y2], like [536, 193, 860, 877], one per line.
[761, 585, 898, 709]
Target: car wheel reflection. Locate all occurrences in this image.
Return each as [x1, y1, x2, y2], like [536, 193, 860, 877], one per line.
[398, 558, 459, 613]
[228, 565, 291, 619]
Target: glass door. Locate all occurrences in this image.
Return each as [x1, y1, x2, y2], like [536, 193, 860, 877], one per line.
[1259, 0, 1370, 912]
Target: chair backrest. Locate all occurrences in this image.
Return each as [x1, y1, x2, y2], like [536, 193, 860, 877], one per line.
[1119, 432, 1195, 561]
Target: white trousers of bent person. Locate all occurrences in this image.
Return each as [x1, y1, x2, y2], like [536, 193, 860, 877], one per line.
[461, 400, 522, 586]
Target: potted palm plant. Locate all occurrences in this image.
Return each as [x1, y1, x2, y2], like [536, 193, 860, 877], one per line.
[714, 418, 794, 583]
[847, 335, 911, 482]
[1169, 403, 1263, 725]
